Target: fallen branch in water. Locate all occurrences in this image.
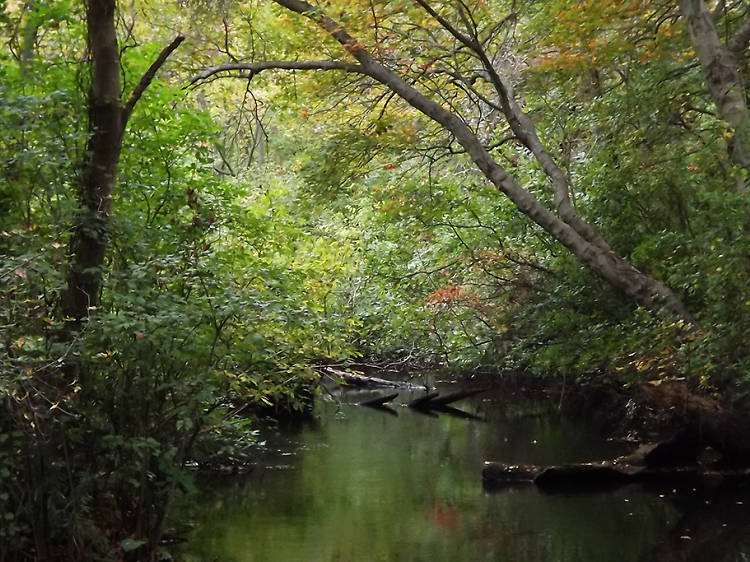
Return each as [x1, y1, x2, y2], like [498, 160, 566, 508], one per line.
[358, 393, 399, 408]
[319, 366, 429, 390]
[423, 388, 486, 407]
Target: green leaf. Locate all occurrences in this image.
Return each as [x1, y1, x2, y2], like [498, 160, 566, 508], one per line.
[121, 537, 146, 552]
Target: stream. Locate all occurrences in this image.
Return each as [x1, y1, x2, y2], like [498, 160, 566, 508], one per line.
[176, 379, 750, 561]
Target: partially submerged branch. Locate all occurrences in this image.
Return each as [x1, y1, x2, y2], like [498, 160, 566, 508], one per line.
[320, 366, 429, 390]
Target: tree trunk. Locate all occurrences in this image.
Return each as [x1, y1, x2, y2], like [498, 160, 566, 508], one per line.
[412, 0, 614, 254]
[60, 3, 184, 323]
[19, 1, 39, 68]
[679, 0, 750, 192]
[61, 0, 122, 322]
[272, 0, 698, 326]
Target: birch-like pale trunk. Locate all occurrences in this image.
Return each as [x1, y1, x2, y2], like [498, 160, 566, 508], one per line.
[679, 0, 750, 192]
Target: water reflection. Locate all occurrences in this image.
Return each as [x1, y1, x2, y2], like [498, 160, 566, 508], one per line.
[644, 483, 750, 562]
[176, 388, 750, 561]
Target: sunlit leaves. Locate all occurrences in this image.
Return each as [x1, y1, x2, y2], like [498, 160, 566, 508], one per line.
[525, 0, 684, 76]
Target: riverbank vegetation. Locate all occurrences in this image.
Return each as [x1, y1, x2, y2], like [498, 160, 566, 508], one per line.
[2, 0, 750, 558]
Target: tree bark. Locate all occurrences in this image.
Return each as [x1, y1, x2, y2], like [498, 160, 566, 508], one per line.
[61, 3, 184, 323]
[270, 0, 697, 326]
[61, 0, 122, 322]
[679, 0, 750, 192]
[483, 460, 750, 492]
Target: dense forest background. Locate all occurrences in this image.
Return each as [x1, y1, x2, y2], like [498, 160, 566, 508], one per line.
[2, 0, 750, 558]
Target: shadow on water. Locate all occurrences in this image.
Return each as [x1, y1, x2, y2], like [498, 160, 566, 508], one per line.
[641, 483, 750, 562]
[174, 381, 750, 562]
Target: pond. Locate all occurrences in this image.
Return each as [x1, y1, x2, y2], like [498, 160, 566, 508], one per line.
[176, 379, 750, 561]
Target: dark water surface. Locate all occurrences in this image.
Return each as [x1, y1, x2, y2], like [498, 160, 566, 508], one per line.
[177, 382, 750, 561]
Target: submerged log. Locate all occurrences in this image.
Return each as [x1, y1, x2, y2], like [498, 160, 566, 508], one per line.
[424, 388, 486, 407]
[358, 393, 399, 408]
[407, 392, 441, 409]
[481, 463, 541, 485]
[408, 388, 485, 410]
[482, 460, 750, 493]
[321, 367, 429, 390]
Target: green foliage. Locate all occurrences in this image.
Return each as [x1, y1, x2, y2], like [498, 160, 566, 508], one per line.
[0, 16, 358, 558]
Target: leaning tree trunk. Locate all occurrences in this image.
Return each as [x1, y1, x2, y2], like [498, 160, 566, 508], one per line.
[272, 0, 697, 326]
[679, 0, 750, 192]
[61, 0, 122, 322]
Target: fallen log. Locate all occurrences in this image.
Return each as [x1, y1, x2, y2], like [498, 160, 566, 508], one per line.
[407, 392, 441, 409]
[429, 405, 484, 421]
[408, 388, 485, 409]
[481, 464, 540, 484]
[358, 393, 399, 408]
[424, 388, 486, 407]
[482, 460, 750, 493]
[320, 367, 429, 390]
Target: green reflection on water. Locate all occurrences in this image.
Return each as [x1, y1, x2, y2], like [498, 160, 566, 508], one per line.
[178, 393, 678, 561]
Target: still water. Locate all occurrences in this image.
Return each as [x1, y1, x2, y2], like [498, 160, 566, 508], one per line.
[178, 382, 750, 561]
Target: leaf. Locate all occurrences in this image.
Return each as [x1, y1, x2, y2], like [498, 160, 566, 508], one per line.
[121, 537, 146, 552]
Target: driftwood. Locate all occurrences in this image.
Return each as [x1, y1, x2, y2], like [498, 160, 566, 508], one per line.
[484, 418, 750, 493]
[322, 369, 486, 419]
[321, 367, 429, 390]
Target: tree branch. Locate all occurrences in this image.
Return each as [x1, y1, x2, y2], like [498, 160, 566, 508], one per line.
[187, 59, 367, 88]
[122, 34, 185, 126]
[268, 0, 698, 323]
[711, 0, 726, 21]
[414, 0, 613, 253]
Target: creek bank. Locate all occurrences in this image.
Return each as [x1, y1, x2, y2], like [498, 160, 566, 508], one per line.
[481, 375, 750, 492]
[559, 378, 750, 465]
